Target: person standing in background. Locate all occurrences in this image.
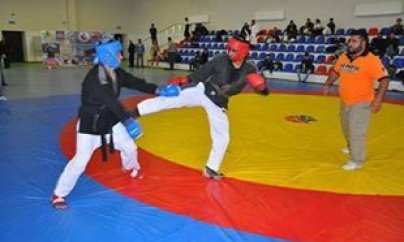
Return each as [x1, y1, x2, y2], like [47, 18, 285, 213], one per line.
[128, 40, 135, 68]
[322, 30, 389, 171]
[249, 19, 259, 46]
[150, 40, 160, 68]
[150, 23, 157, 43]
[184, 17, 191, 40]
[327, 18, 336, 35]
[135, 39, 145, 68]
[167, 37, 177, 70]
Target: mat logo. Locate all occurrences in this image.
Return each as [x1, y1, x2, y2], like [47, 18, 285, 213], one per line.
[285, 114, 317, 124]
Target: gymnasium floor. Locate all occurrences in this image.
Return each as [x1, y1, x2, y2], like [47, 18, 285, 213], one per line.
[0, 63, 403, 242]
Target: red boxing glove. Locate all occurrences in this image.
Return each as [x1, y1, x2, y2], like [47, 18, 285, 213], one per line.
[167, 76, 189, 86]
[246, 73, 266, 91]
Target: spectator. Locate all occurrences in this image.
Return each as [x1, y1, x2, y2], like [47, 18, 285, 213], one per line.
[0, 51, 6, 89]
[370, 34, 387, 56]
[385, 33, 399, 58]
[128, 40, 135, 68]
[149, 40, 160, 68]
[265, 27, 281, 43]
[44, 44, 59, 70]
[258, 55, 275, 73]
[135, 39, 145, 68]
[297, 52, 314, 82]
[0, 36, 10, 69]
[184, 17, 191, 40]
[215, 29, 227, 42]
[301, 18, 314, 35]
[285, 20, 298, 41]
[250, 19, 259, 45]
[192, 23, 209, 41]
[150, 23, 157, 43]
[200, 48, 209, 66]
[167, 37, 177, 70]
[313, 19, 324, 36]
[326, 18, 336, 35]
[391, 18, 403, 35]
[239, 22, 251, 40]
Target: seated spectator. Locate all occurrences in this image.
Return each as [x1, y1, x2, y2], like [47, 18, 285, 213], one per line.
[385, 33, 399, 58]
[301, 18, 314, 35]
[191, 23, 209, 41]
[258, 54, 283, 73]
[370, 34, 387, 56]
[313, 19, 324, 36]
[215, 30, 227, 42]
[326, 18, 336, 35]
[285, 20, 298, 41]
[297, 52, 315, 82]
[391, 18, 403, 36]
[265, 27, 281, 43]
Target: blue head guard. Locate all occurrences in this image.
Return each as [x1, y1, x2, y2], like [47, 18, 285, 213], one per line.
[94, 40, 122, 69]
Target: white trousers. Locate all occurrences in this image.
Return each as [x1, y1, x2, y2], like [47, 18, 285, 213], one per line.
[138, 82, 229, 171]
[54, 122, 139, 197]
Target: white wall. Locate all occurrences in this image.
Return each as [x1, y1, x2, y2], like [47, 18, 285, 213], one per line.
[130, 0, 404, 33]
[0, 0, 402, 62]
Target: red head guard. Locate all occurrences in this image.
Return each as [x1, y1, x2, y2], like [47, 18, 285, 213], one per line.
[227, 37, 250, 63]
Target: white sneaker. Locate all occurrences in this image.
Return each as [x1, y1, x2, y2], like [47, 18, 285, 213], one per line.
[130, 169, 140, 178]
[0, 96, 7, 101]
[341, 147, 350, 154]
[342, 160, 362, 170]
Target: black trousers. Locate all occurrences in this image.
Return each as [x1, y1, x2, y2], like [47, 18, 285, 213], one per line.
[128, 53, 135, 67]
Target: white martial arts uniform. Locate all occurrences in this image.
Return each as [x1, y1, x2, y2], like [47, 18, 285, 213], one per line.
[54, 122, 139, 198]
[137, 82, 229, 171]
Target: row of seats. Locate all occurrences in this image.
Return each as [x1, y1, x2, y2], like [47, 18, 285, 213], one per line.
[183, 42, 331, 53]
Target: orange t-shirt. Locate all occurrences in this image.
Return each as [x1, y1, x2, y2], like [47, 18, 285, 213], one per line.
[332, 52, 388, 105]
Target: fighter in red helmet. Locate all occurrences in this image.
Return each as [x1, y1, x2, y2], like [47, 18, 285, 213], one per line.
[133, 37, 269, 179]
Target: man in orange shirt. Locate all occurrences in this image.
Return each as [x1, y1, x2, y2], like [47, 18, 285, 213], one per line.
[322, 30, 389, 170]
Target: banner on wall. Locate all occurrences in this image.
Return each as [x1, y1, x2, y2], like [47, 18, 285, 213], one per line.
[40, 30, 117, 66]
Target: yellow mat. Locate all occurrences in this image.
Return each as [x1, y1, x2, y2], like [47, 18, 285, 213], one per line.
[138, 94, 404, 196]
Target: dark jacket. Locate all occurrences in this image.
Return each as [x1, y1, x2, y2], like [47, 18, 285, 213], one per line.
[78, 65, 157, 135]
[187, 54, 267, 109]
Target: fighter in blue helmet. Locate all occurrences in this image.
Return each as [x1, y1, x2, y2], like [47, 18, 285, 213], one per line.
[51, 40, 180, 209]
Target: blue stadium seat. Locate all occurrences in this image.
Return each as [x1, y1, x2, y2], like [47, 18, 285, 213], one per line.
[268, 53, 276, 60]
[278, 44, 287, 52]
[295, 54, 303, 62]
[392, 58, 404, 68]
[258, 52, 266, 60]
[276, 53, 285, 61]
[380, 56, 390, 67]
[284, 63, 294, 72]
[346, 28, 355, 35]
[316, 55, 326, 63]
[380, 27, 391, 36]
[315, 46, 325, 53]
[251, 52, 258, 59]
[269, 45, 278, 52]
[296, 45, 305, 53]
[316, 36, 325, 44]
[262, 44, 269, 51]
[307, 36, 316, 44]
[306, 45, 315, 53]
[297, 36, 305, 43]
[287, 45, 296, 52]
[285, 53, 294, 62]
[336, 29, 345, 35]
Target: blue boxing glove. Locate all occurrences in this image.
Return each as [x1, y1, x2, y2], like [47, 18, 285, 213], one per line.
[122, 117, 143, 140]
[156, 84, 181, 97]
